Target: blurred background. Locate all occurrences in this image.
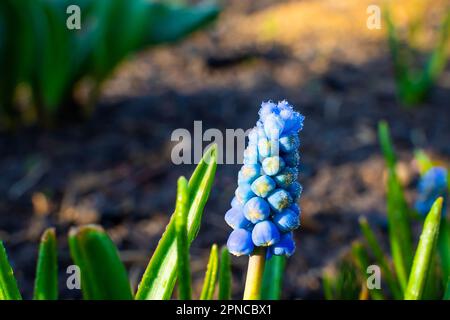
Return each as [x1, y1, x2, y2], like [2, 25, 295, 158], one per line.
[0, 0, 449, 299]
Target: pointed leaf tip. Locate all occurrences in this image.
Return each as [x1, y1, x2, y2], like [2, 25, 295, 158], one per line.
[68, 224, 132, 300]
[34, 227, 58, 300]
[200, 244, 219, 300]
[405, 197, 443, 300]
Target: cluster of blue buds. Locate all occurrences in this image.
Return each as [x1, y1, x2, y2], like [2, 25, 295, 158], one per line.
[415, 167, 448, 217]
[226, 100, 304, 258]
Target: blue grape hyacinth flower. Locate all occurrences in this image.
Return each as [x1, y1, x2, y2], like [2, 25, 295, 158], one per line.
[225, 100, 304, 258]
[415, 167, 448, 217]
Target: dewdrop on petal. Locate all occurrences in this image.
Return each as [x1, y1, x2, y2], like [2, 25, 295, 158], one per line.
[225, 100, 304, 257]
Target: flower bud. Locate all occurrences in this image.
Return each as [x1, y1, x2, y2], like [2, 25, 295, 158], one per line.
[243, 197, 270, 224]
[262, 156, 285, 176]
[252, 220, 280, 246]
[225, 207, 253, 230]
[251, 175, 276, 198]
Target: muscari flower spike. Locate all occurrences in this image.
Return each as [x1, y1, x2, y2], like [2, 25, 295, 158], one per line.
[225, 100, 304, 258]
[415, 166, 448, 217]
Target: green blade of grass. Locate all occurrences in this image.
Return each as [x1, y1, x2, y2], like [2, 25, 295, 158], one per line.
[135, 145, 217, 300]
[218, 247, 231, 300]
[379, 121, 413, 291]
[444, 277, 450, 300]
[378, 121, 396, 170]
[386, 169, 413, 291]
[33, 228, 58, 300]
[175, 176, 191, 300]
[68, 225, 133, 300]
[0, 241, 22, 300]
[438, 219, 450, 284]
[405, 197, 443, 300]
[421, 10, 450, 94]
[200, 244, 219, 300]
[261, 255, 286, 300]
[351, 242, 384, 300]
[322, 272, 334, 300]
[322, 260, 360, 300]
[359, 217, 402, 299]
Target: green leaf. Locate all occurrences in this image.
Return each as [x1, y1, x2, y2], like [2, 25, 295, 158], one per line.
[420, 10, 450, 97]
[378, 121, 413, 292]
[438, 219, 450, 285]
[143, 2, 219, 45]
[0, 241, 22, 300]
[90, 0, 149, 81]
[378, 121, 396, 170]
[68, 225, 133, 300]
[351, 242, 384, 300]
[322, 259, 360, 300]
[32, 1, 73, 113]
[33, 228, 58, 300]
[175, 176, 192, 300]
[359, 217, 402, 299]
[261, 255, 286, 300]
[386, 170, 414, 292]
[135, 145, 217, 300]
[218, 247, 231, 300]
[0, 0, 34, 121]
[200, 244, 219, 300]
[405, 198, 443, 300]
[384, 4, 450, 106]
[322, 272, 334, 300]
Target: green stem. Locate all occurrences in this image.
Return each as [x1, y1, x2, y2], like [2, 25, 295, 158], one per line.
[261, 255, 285, 300]
[243, 247, 266, 300]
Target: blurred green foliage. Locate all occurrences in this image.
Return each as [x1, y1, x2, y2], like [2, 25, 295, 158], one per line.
[385, 4, 450, 106]
[324, 122, 449, 300]
[0, 0, 219, 129]
[322, 258, 361, 300]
